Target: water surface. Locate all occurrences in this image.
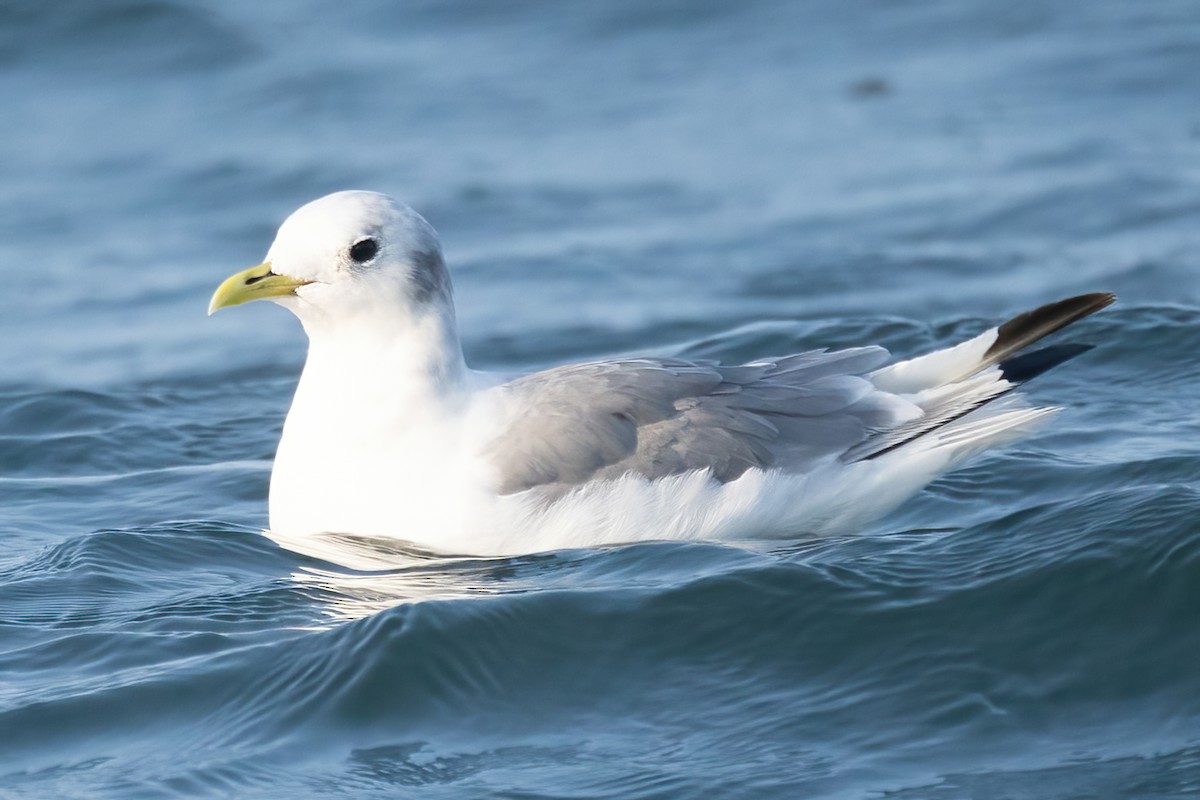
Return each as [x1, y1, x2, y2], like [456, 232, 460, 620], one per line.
[2, 1, 1199, 797]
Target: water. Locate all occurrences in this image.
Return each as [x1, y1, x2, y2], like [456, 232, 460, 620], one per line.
[2, 0, 1199, 796]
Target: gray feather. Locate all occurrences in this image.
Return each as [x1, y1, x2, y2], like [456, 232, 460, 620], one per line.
[485, 347, 895, 495]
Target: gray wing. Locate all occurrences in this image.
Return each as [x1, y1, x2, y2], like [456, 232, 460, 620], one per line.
[483, 348, 902, 495]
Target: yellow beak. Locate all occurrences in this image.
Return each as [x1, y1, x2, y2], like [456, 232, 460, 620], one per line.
[208, 263, 314, 315]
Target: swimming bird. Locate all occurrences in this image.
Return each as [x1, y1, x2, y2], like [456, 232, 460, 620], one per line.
[209, 191, 1113, 556]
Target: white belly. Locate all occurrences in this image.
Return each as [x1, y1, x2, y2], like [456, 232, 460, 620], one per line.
[267, 411, 494, 548]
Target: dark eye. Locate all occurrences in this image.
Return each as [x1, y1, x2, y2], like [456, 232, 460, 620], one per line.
[349, 238, 379, 263]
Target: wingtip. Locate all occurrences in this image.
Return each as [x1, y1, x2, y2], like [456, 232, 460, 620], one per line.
[984, 291, 1116, 364]
[998, 342, 1095, 383]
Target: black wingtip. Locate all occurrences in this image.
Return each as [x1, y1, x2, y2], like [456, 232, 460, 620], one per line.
[984, 292, 1115, 365]
[999, 343, 1095, 383]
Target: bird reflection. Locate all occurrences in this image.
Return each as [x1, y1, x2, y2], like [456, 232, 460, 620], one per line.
[271, 529, 558, 621]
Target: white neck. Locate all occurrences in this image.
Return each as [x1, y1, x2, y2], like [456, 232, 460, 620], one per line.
[268, 304, 476, 538]
[293, 305, 468, 415]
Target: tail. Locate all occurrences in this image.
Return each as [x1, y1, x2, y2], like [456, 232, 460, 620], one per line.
[844, 293, 1115, 462]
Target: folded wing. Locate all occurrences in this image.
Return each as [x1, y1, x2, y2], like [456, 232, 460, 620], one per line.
[484, 293, 1114, 497]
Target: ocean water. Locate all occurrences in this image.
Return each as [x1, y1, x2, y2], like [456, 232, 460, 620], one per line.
[2, 0, 1199, 797]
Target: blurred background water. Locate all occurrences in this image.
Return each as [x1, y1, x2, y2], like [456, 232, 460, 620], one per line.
[1, 0, 1199, 797]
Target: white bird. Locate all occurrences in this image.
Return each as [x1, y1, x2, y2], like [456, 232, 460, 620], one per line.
[209, 191, 1113, 557]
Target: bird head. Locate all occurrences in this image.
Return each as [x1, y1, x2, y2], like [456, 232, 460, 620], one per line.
[209, 191, 453, 331]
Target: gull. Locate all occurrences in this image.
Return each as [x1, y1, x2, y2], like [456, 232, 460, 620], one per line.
[209, 191, 1113, 557]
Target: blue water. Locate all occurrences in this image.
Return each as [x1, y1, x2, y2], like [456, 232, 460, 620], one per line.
[2, 1, 1200, 797]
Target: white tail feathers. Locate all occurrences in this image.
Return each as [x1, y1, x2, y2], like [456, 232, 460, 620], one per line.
[845, 293, 1113, 464]
[871, 327, 1000, 394]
